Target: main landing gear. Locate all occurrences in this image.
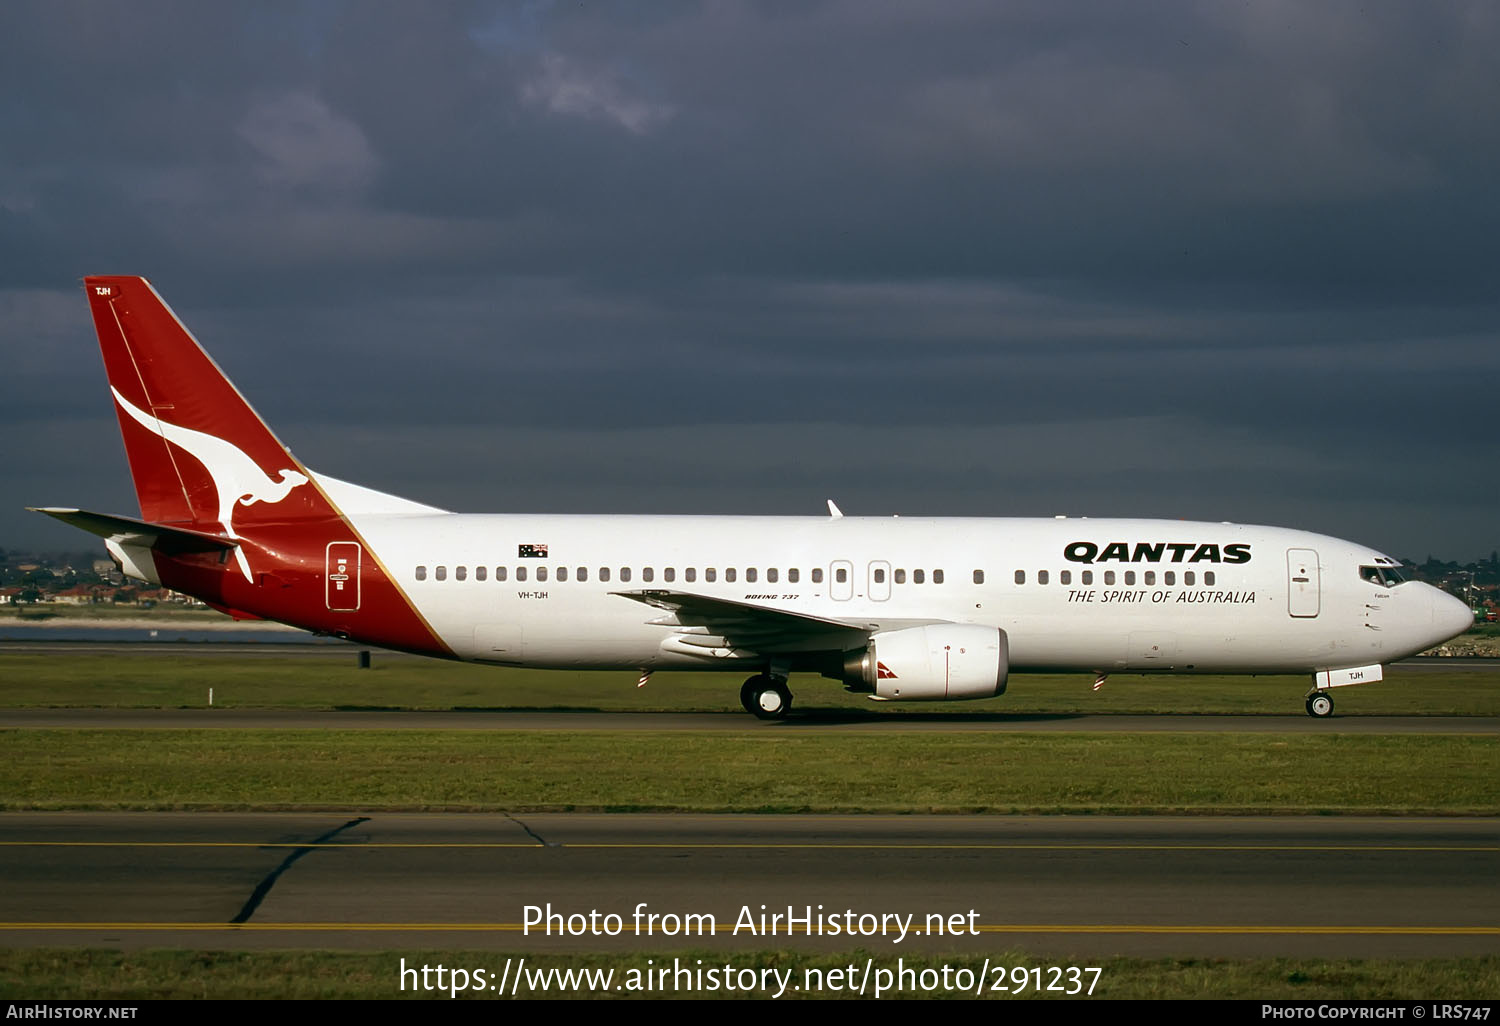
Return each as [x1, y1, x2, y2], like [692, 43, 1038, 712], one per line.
[741, 674, 793, 720]
[1305, 691, 1334, 718]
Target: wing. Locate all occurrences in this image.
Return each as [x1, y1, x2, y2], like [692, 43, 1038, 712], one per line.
[611, 589, 941, 661]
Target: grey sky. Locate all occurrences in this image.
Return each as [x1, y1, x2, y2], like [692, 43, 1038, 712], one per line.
[2, 1, 1495, 559]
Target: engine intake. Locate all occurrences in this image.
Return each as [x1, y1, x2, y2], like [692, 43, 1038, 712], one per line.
[843, 624, 1009, 701]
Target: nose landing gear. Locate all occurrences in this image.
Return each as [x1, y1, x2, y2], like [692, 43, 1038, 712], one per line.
[1305, 690, 1334, 718]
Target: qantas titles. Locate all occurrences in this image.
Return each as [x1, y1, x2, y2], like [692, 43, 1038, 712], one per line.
[1064, 541, 1252, 565]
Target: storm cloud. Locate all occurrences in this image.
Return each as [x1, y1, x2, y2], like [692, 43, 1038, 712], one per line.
[2, 1, 1495, 558]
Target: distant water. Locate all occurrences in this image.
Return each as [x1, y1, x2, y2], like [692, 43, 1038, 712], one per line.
[0, 624, 346, 645]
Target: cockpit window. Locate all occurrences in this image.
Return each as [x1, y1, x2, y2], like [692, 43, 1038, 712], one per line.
[1360, 565, 1408, 587]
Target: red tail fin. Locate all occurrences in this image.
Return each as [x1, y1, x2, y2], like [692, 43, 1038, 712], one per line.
[84, 276, 327, 535]
[63, 277, 449, 655]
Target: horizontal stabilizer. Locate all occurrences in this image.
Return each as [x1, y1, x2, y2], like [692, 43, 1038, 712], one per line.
[28, 507, 237, 554]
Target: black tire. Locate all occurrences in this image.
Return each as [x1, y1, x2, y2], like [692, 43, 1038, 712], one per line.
[1306, 692, 1334, 718]
[740, 676, 763, 715]
[742, 675, 792, 720]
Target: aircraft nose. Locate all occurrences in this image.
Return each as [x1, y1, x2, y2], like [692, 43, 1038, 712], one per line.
[1430, 587, 1475, 644]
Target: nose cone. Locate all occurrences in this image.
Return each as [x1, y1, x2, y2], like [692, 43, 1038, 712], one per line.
[1431, 587, 1475, 645]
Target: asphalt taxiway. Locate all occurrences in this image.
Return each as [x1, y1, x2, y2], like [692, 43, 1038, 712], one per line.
[3, 812, 1498, 957]
[3, 708, 1498, 732]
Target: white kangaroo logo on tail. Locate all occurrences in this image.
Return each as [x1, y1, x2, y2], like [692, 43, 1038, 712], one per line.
[112, 387, 310, 581]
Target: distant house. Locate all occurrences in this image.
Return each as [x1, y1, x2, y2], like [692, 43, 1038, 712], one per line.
[53, 585, 106, 605]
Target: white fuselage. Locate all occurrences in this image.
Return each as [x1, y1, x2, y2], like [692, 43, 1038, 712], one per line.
[347, 513, 1469, 675]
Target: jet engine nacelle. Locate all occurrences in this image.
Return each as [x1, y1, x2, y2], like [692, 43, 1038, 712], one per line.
[842, 624, 1009, 701]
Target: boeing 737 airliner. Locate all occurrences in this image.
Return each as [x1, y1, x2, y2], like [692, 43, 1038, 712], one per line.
[33, 277, 1473, 718]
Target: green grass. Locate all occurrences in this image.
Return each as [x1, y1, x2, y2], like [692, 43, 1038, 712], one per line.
[1, 651, 1497, 715]
[3, 730, 1497, 813]
[4, 655, 1496, 998]
[2, 948, 1498, 999]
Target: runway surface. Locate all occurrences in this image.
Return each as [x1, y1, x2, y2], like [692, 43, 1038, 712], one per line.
[4, 708, 1498, 732]
[3, 812, 1498, 957]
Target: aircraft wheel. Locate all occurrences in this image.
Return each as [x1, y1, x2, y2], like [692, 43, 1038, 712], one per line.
[1306, 692, 1334, 718]
[739, 676, 761, 715]
[742, 675, 792, 720]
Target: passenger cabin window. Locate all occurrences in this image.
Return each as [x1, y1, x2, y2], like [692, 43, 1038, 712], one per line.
[1184, 571, 1195, 586]
[835, 567, 847, 584]
[933, 569, 944, 584]
[811, 568, 823, 584]
[767, 568, 778, 583]
[913, 569, 925, 584]
[496, 567, 507, 582]
[556, 567, 568, 582]
[1015, 570, 1025, 585]
[1143, 571, 1154, 586]
[599, 567, 611, 583]
[873, 568, 886, 584]
[620, 568, 631, 582]
[456, 566, 467, 581]
[1204, 571, 1215, 586]
[1124, 571, 1135, 586]
[1104, 571, 1115, 585]
[1060, 570, 1071, 585]
[436, 566, 447, 581]
[516, 567, 527, 582]
[416, 565, 427, 581]
[685, 568, 697, 583]
[664, 568, 675, 583]
[537, 567, 548, 582]
[973, 570, 984, 584]
[787, 568, 799, 583]
[1038, 570, 1049, 585]
[577, 567, 588, 582]
[1082, 570, 1093, 585]
[706, 568, 717, 583]
[476, 566, 487, 582]
[642, 568, 653, 583]
[746, 568, 757, 583]
[1164, 571, 1174, 586]
[896, 569, 907, 584]
[726, 568, 737, 583]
